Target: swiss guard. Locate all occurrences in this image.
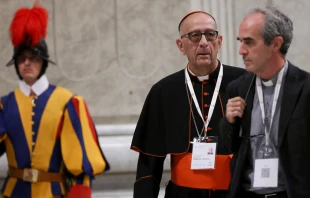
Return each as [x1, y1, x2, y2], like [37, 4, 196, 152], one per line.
[0, 1, 109, 197]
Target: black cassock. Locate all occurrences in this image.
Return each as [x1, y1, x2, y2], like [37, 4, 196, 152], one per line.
[131, 62, 245, 198]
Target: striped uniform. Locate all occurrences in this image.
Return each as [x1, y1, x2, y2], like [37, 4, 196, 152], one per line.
[0, 85, 108, 198]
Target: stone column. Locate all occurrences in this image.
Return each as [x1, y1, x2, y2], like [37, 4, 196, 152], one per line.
[190, 0, 237, 66]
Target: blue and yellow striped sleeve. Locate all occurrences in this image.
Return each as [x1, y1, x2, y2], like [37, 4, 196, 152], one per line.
[60, 96, 109, 198]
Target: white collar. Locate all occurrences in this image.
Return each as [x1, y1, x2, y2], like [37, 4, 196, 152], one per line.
[19, 75, 49, 96]
[261, 77, 276, 87]
[261, 60, 289, 87]
[197, 75, 209, 81]
[187, 65, 209, 81]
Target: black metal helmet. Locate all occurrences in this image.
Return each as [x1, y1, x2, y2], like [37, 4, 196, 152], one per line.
[6, 2, 56, 79]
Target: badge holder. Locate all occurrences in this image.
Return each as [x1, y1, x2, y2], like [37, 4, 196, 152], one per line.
[253, 130, 279, 188]
[191, 136, 218, 170]
[253, 69, 284, 188]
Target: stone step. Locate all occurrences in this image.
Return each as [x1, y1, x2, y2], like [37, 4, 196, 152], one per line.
[0, 124, 171, 197]
[0, 172, 170, 197]
[92, 172, 170, 190]
[0, 124, 171, 178]
[92, 188, 165, 198]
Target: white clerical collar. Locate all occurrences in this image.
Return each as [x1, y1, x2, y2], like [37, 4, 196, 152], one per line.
[261, 77, 276, 87]
[187, 65, 209, 81]
[19, 75, 49, 96]
[261, 60, 288, 87]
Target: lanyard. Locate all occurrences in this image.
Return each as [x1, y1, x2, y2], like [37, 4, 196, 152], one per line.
[256, 67, 285, 145]
[185, 65, 223, 138]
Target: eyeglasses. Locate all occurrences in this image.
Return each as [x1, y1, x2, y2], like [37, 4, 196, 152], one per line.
[181, 30, 219, 43]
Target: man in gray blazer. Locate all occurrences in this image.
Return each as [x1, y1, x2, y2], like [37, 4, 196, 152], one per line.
[220, 6, 310, 198]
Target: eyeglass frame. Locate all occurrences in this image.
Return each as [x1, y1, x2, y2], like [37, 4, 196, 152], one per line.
[180, 30, 219, 43]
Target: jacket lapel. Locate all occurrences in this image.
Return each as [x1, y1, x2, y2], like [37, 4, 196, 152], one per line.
[278, 63, 303, 148]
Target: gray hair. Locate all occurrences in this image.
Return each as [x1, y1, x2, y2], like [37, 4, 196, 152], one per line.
[248, 7, 293, 55]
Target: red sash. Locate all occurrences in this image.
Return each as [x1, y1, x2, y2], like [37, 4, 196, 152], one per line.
[171, 153, 232, 190]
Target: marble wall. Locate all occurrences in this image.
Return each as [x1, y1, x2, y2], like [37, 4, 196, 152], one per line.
[0, 0, 309, 122]
[233, 0, 310, 72]
[0, 0, 190, 122]
[0, 0, 310, 194]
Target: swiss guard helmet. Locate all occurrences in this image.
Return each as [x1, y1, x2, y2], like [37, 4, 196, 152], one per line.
[6, 1, 56, 80]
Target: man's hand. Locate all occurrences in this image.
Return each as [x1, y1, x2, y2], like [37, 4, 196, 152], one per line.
[226, 97, 246, 124]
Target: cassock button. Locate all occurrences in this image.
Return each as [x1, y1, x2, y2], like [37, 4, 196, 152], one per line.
[205, 115, 208, 120]
[31, 121, 34, 125]
[32, 132, 35, 136]
[207, 127, 212, 131]
[32, 142, 35, 146]
[203, 92, 209, 96]
[204, 104, 209, 108]
[203, 81, 208, 85]
[31, 112, 35, 116]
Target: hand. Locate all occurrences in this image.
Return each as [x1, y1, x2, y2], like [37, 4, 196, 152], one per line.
[226, 97, 246, 124]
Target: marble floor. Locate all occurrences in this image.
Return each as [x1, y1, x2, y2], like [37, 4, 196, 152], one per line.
[91, 172, 169, 198]
[0, 171, 169, 198]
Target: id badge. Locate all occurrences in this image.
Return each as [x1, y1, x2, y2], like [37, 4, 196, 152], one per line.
[253, 158, 278, 187]
[191, 136, 217, 170]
